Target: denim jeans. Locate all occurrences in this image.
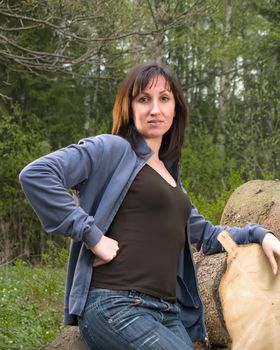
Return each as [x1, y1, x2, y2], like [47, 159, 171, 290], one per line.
[78, 288, 193, 350]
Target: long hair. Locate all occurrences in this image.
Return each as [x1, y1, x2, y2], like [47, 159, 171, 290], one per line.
[112, 62, 188, 162]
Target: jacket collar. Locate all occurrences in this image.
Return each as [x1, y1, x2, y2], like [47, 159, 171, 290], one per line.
[134, 134, 152, 159]
[135, 134, 180, 182]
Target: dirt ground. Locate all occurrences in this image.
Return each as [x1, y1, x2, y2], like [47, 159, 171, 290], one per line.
[46, 326, 87, 350]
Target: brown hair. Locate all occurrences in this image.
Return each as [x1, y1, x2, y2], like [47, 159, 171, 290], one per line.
[112, 62, 188, 161]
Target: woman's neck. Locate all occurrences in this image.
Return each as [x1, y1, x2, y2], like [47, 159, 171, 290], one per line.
[145, 137, 162, 161]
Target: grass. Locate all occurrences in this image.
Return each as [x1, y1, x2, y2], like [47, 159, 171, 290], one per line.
[0, 244, 67, 350]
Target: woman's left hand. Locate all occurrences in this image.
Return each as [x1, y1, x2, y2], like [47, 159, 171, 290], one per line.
[262, 232, 280, 275]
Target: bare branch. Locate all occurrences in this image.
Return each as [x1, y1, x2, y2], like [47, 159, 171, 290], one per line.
[0, 24, 41, 31]
[0, 0, 208, 81]
[0, 9, 62, 30]
[0, 91, 12, 102]
[0, 33, 73, 60]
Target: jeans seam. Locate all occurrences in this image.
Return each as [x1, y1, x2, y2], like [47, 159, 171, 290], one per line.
[79, 318, 101, 349]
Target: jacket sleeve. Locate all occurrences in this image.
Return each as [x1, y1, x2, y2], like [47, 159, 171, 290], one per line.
[189, 205, 268, 255]
[19, 137, 104, 249]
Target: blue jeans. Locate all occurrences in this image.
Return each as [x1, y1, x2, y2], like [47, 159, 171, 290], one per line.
[78, 288, 193, 350]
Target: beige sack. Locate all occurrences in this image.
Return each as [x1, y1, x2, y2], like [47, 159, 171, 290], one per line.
[217, 231, 280, 350]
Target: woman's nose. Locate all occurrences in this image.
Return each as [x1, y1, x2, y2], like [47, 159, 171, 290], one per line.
[150, 100, 160, 115]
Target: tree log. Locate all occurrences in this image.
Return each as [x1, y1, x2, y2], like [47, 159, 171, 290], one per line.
[220, 179, 280, 240]
[194, 179, 280, 348]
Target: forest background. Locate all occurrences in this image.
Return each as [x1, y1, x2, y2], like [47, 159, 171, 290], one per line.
[0, 0, 279, 348]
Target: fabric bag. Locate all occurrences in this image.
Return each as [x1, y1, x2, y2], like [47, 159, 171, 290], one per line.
[217, 230, 280, 350]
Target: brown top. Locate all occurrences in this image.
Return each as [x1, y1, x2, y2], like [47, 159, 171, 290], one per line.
[92, 164, 192, 300]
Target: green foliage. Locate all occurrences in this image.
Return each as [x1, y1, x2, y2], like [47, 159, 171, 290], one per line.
[0, 107, 50, 211]
[0, 260, 66, 350]
[182, 129, 249, 224]
[0, 107, 51, 262]
[42, 240, 68, 268]
[181, 127, 276, 224]
[188, 169, 248, 225]
[0, 0, 279, 261]
[181, 128, 239, 199]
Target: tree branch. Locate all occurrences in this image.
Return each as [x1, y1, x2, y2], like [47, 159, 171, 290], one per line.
[0, 91, 12, 102]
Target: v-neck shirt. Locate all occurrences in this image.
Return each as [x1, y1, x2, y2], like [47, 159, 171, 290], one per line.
[92, 164, 192, 300]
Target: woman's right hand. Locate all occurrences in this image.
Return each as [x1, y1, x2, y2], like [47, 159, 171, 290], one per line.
[91, 235, 119, 267]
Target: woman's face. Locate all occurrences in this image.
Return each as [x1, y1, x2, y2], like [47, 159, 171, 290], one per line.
[131, 75, 176, 143]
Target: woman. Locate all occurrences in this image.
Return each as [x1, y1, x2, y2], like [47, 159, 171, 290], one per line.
[19, 62, 280, 350]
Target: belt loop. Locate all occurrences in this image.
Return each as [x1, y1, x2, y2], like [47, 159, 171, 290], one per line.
[129, 289, 137, 297]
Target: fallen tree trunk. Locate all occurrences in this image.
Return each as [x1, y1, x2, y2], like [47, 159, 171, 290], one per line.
[47, 180, 280, 349]
[194, 179, 280, 348]
[220, 179, 280, 240]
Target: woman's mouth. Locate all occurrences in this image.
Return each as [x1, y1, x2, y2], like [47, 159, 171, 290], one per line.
[147, 120, 164, 126]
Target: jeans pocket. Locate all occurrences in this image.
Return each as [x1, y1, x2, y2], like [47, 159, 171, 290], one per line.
[98, 294, 140, 326]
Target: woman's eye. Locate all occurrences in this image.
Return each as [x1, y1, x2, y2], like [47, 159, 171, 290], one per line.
[138, 96, 149, 103]
[161, 95, 170, 101]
